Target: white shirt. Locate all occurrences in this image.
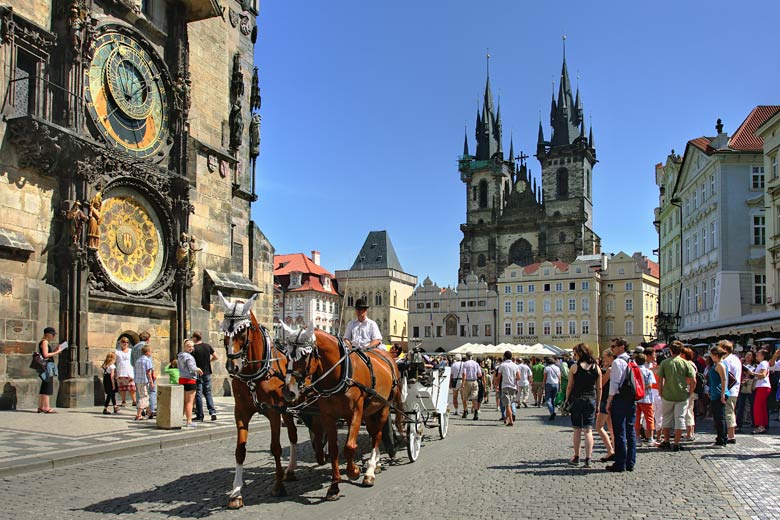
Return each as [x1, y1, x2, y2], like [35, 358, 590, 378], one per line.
[517, 364, 532, 386]
[115, 348, 133, 378]
[544, 364, 561, 385]
[497, 360, 520, 389]
[609, 353, 630, 397]
[451, 361, 464, 380]
[722, 354, 742, 395]
[755, 360, 771, 389]
[344, 318, 382, 349]
[462, 359, 483, 380]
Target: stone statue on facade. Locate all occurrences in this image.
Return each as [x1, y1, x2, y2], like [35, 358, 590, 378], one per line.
[65, 201, 87, 245]
[250, 67, 261, 111]
[229, 102, 244, 152]
[231, 52, 244, 101]
[176, 232, 190, 267]
[86, 191, 103, 250]
[249, 113, 260, 158]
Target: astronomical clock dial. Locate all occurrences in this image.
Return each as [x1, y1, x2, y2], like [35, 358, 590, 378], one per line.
[85, 26, 170, 160]
[97, 189, 165, 293]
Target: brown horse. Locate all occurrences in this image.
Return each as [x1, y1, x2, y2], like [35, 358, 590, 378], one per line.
[218, 292, 324, 509]
[281, 324, 404, 500]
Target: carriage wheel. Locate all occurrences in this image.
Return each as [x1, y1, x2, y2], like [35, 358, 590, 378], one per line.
[381, 416, 397, 458]
[406, 413, 423, 463]
[438, 412, 449, 439]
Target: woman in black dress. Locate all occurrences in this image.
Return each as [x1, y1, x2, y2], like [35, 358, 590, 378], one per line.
[565, 343, 602, 467]
[37, 326, 64, 413]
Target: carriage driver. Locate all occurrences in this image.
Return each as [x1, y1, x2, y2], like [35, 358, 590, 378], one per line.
[344, 298, 382, 350]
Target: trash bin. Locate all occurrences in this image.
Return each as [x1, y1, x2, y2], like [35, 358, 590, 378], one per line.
[156, 383, 183, 430]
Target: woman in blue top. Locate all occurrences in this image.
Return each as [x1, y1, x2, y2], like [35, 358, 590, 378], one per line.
[708, 346, 730, 447]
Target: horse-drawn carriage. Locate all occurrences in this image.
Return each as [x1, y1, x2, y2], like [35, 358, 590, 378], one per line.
[217, 292, 451, 507]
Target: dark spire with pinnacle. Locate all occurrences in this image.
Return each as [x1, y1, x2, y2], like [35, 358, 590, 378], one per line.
[550, 36, 581, 148]
[537, 119, 546, 156]
[474, 52, 502, 160]
[508, 134, 514, 163]
[588, 122, 595, 150]
[463, 126, 469, 156]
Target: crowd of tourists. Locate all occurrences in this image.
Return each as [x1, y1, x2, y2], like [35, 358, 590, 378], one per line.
[441, 336, 780, 471]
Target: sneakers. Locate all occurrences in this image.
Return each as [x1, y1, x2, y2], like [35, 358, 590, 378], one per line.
[522, 402, 528, 408]
[211, 414, 218, 421]
[583, 458, 591, 468]
[727, 438, 736, 445]
[548, 412, 556, 421]
[473, 411, 479, 421]
[657, 441, 672, 450]
[461, 411, 467, 419]
[568, 456, 580, 466]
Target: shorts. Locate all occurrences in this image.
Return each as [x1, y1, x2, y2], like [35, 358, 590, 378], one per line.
[598, 400, 608, 415]
[532, 382, 544, 396]
[136, 383, 150, 409]
[501, 387, 517, 408]
[661, 398, 689, 430]
[570, 397, 596, 428]
[477, 380, 485, 402]
[685, 395, 696, 427]
[463, 380, 479, 401]
[725, 395, 738, 428]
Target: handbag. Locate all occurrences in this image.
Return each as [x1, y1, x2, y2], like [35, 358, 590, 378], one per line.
[30, 351, 48, 373]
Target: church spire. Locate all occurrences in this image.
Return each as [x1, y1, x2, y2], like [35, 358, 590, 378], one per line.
[508, 134, 514, 163]
[474, 52, 501, 161]
[463, 126, 469, 156]
[550, 36, 581, 148]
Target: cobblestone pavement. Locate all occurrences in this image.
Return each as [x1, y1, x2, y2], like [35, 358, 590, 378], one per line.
[2, 403, 777, 520]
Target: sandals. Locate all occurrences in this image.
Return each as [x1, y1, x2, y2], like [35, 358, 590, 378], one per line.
[37, 408, 57, 414]
[600, 453, 615, 462]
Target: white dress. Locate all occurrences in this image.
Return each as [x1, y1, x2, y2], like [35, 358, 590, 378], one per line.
[115, 348, 133, 379]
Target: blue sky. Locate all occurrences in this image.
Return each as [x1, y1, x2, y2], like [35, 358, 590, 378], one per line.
[252, 0, 780, 287]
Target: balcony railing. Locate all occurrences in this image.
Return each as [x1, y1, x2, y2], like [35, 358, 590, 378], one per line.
[2, 74, 86, 129]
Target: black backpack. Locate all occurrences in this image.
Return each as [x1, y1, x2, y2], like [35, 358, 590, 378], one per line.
[694, 371, 706, 395]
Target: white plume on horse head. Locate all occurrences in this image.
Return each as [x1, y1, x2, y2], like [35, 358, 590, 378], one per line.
[217, 290, 232, 312]
[240, 293, 258, 316]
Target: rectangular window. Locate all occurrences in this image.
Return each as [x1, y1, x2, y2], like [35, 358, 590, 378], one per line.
[606, 299, 614, 313]
[711, 221, 717, 249]
[711, 277, 716, 307]
[516, 322, 524, 335]
[412, 326, 419, 337]
[568, 298, 576, 311]
[424, 326, 431, 338]
[569, 282, 576, 291]
[568, 321, 576, 335]
[504, 286, 511, 294]
[701, 183, 706, 204]
[528, 300, 536, 313]
[510, 271, 517, 278]
[755, 274, 766, 305]
[460, 325, 466, 337]
[504, 301, 511, 313]
[425, 302, 431, 309]
[543, 299, 551, 313]
[555, 299, 563, 312]
[581, 320, 590, 334]
[686, 287, 691, 314]
[517, 301, 524, 313]
[582, 297, 589, 312]
[605, 320, 614, 336]
[693, 189, 698, 208]
[433, 302, 439, 308]
[472, 324, 479, 337]
[625, 282, 633, 291]
[701, 226, 707, 253]
[773, 155, 778, 180]
[543, 283, 551, 292]
[710, 174, 715, 196]
[693, 284, 699, 312]
[543, 321, 551, 335]
[555, 321, 563, 335]
[478, 300, 486, 307]
[753, 215, 766, 246]
[693, 232, 698, 258]
[606, 283, 614, 291]
[528, 284, 536, 293]
[752, 166, 765, 189]
[516, 285, 523, 293]
[436, 326, 442, 337]
[484, 324, 491, 337]
[468, 300, 476, 307]
[555, 282, 562, 292]
[505, 322, 512, 336]
[685, 238, 690, 263]
[625, 298, 633, 312]
[581, 281, 590, 290]
[528, 322, 536, 335]
[625, 320, 633, 335]
[702, 281, 708, 311]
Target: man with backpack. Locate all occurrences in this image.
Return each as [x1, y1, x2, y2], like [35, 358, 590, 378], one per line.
[606, 337, 641, 472]
[656, 340, 697, 452]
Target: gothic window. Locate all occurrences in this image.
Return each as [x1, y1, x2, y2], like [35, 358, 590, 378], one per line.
[508, 239, 533, 267]
[477, 254, 487, 267]
[393, 291, 398, 307]
[445, 315, 458, 336]
[375, 292, 382, 306]
[556, 168, 569, 198]
[478, 179, 488, 209]
[347, 294, 354, 307]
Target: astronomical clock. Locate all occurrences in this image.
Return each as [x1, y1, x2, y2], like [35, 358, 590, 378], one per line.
[81, 23, 180, 300]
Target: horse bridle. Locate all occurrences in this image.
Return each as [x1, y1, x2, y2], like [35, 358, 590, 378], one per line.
[283, 334, 352, 399]
[224, 324, 285, 384]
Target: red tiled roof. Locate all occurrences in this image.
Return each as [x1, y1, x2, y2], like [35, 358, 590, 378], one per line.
[646, 259, 659, 279]
[729, 105, 780, 152]
[689, 136, 715, 155]
[274, 253, 332, 277]
[286, 277, 339, 296]
[522, 260, 569, 275]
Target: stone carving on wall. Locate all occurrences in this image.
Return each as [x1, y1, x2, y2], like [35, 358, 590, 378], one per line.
[65, 201, 88, 245]
[86, 191, 103, 250]
[250, 67, 261, 111]
[229, 53, 244, 153]
[239, 13, 252, 35]
[249, 114, 261, 158]
[207, 154, 217, 172]
[229, 7, 239, 27]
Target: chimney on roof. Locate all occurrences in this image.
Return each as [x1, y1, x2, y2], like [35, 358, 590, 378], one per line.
[311, 250, 321, 266]
[710, 117, 730, 150]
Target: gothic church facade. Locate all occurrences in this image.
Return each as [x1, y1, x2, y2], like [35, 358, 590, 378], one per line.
[458, 51, 601, 289]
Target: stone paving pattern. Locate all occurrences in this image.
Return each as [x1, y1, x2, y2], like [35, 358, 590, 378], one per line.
[2, 403, 778, 519]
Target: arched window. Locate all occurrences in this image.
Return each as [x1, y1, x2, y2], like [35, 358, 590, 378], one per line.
[368, 292, 373, 306]
[556, 167, 569, 198]
[478, 179, 488, 209]
[509, 238, 534, 266]
[477, 254, 487, 267]
[375, 292, 382, 306]
[393, 321, 397, 334]
[361, 292, 367, 302]
[393, 291, 398, 307]
[347, 294, 354, 307]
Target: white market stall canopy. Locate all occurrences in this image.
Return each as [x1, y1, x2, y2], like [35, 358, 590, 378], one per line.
[448, 343, 566, 357]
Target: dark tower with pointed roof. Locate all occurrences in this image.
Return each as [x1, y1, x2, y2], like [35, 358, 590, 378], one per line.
[536, 40, 600, 262]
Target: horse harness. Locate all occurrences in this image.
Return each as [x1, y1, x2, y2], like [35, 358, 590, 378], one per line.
[225, 324, 287, 414]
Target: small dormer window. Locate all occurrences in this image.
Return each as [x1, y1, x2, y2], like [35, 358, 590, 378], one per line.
[322, 276, 331, 290]
[290, 272, 302, 288]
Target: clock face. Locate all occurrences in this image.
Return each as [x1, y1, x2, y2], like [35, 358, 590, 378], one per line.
[97, 188, 165, 293]
[85, 27, 169, 160]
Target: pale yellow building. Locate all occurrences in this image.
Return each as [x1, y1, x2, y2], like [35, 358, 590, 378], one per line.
[757, 110, 780, 310]
[599, 252, 659, 350]
[335, 231, 416, 347]
[497, 258, 602, 351]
